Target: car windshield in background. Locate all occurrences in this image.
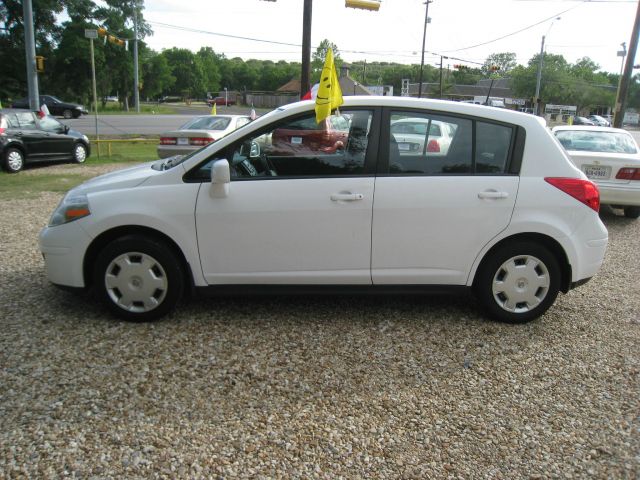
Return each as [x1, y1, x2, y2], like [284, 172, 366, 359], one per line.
[181, 116, 232, 130]
[555, 130, 638, 154]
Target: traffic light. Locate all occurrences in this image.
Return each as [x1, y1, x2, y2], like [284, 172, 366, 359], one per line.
[454, 64, 470, 71]
[345, 0, 381, 11]
[35, 55, 45, 72]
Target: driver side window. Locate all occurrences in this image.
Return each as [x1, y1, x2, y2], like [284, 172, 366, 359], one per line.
[230, 109, 373, 179]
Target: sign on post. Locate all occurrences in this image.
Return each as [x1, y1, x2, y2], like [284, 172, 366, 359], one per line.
[84, 29, 98, 39]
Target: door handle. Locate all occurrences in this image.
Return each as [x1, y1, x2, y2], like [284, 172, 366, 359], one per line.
[478, 190, 509, 200]
[330, 193, 364, 202]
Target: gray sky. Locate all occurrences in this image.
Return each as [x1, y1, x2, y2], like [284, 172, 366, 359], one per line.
[143, 0, 637, 74]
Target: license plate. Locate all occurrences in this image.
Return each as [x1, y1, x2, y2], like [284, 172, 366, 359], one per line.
[291, 136, 302, 145]
[583, 165, 610, 179]
[177, 137, 189, 145]
[398, 142, 410, 151]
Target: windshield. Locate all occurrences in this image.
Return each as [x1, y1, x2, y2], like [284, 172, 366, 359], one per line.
[180, 116, 231, 131]
[555, 130, 638, 154]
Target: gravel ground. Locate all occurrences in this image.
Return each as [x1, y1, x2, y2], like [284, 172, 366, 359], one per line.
[1, 164, 638, 479]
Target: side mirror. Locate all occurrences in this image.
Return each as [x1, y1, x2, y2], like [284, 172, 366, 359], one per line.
[210, 159, 230, 198]
[63, 125, 70, 134]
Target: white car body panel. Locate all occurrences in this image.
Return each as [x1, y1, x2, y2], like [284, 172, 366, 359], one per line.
[39, 97, 608, 319]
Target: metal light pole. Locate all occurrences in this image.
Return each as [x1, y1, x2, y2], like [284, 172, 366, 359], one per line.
[133, 4, 140, 113]
[22, 0, 40, 110]
[418, 0, 433, 98]
[613, 0, 640, 128]
[534, 16, 560, 116]
[85, 30, 100, 154]
[301, 0, 312, 98]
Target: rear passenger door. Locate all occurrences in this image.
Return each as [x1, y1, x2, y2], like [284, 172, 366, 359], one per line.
[15, 112, 48, 160]
[371, 109, 521, 285]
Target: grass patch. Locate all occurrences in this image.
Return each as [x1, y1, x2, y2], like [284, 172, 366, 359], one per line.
[97, 103, 174, 115]
[90, 140, 158, 164]
[0, 172, 91, 200]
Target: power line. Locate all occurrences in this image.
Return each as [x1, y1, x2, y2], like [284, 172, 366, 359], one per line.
[442, 1, 587, 53]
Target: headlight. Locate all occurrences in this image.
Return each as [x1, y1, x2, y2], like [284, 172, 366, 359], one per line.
[82, 134, 90, 143]
[49, 193, 91, 227]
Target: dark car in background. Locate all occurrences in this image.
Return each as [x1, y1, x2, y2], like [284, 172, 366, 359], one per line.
[207, 96, 236, 107]
[572, 116, 596, 126]
[11, 95, 87, 119]
[0, 109, 90, 173]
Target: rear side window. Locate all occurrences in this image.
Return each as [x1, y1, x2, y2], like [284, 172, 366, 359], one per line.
[389, 112, 473, 174]
[2, 114, 19, 128]
[387, 111, 514, 175]
[16, 112, 36, 129]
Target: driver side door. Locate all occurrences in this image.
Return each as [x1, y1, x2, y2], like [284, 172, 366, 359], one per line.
[194, 109, 377, 285]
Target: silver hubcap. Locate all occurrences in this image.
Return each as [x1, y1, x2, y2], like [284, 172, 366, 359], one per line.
[75, 145, 86, 162]
[492, 254, 550, 313]
[7, 151, 23, 171]
[105, 252, 168, 313]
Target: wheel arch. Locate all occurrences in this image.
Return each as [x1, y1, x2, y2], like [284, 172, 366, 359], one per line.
[472, 232, 572, 293]
[83, 225, 195, 295]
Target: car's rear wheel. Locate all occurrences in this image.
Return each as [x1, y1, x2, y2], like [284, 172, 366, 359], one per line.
[3, 147, 25, 173]
[475, 241, 560, 323]
[94, 235, 184, 321]
[624, 206, 640, 219]
[73, 143, 88, 163]
[62, 109, 73, 119]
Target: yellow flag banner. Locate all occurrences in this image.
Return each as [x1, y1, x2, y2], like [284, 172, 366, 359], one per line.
[315, 48, 343, 123]
[211, 103, 217, 115]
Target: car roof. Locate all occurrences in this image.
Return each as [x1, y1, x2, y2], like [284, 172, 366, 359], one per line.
[267, 96, 547, 130]
[0, 108, 34, 114]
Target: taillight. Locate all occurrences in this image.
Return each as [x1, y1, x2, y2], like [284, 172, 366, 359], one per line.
[545, 177, 600, 212]
[616, 168, 640, 180]
[0, 117, 7, 135]
[160, 137, 176, 145]
[427, 139, 440, 152]
[189, 137, 214, 146]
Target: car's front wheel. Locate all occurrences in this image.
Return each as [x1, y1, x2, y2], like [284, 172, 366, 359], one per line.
[94, 235, 184, 321]
[624, 206, 640, 219]
[62, 109, 73, 119]
[3, 147, 25, 173]
[73, 143, 88, 163]
[475, 241, 561, 323]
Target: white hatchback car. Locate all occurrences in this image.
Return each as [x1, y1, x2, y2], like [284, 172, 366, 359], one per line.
[40, 98, 608, 323]
[552, 126, 640, 219]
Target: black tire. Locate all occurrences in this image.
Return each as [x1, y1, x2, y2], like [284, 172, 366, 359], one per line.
[73, 143, 88, 164]
[62, 109, 73, 119]
[3, 147, 25, 173]
[623, 206, 640, 219]
[474, 241, 561, 323]
[94, 235, 184, 321]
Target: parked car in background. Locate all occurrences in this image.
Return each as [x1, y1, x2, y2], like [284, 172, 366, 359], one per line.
[207, 96, 236, 107]
[270, 113, 350, 155]
[588, 115, 611, 127]
[390, 117, 455, 157]
[40, 97, 608, 324]
[157, 114, 251, 158]
[553, 126, 640, 219]
[572, 116, 596, 126]
[1, 108, 90, 173]
[11, 95, 87, 119]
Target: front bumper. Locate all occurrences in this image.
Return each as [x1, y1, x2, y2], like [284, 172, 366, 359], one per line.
[39, 221, 93, 288]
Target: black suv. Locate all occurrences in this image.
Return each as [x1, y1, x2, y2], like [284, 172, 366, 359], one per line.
[11, 95, 88, 119]
[0, 109, 91, 173]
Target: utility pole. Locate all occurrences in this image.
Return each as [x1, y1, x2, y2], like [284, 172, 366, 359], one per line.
[133, 4, 140, 113]
[614, 1, 640, 129]
[22, 0, 39, 110]
[439, 55, 447, 99]
[534, 36, 545, 116]
[85, 30, 100, 154]
[418, 0, 433, 98]
[301, 0, 312, 98]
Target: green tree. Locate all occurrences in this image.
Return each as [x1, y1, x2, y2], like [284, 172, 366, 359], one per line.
[162, 47, 205, 98]
[481, 52, 517, 76]
[196, 47, 222, 94]
[141, 50, 175, 100]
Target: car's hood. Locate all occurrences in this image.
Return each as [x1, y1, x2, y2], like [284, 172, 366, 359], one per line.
[73, 161, 159, 195]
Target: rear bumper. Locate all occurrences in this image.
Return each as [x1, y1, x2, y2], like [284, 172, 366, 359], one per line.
[157, 145, 198, 159]
[597, 183, 640, 207]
